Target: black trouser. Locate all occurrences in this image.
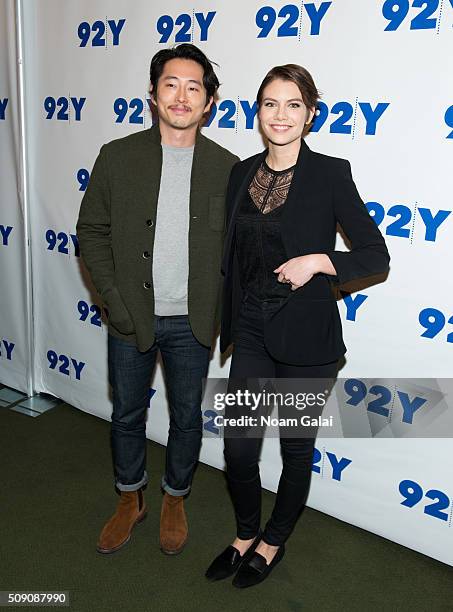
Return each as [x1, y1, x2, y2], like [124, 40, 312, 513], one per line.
[224, 294, 338, 547]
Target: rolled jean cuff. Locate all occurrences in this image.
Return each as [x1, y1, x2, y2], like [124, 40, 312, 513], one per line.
[161, 475, 190, 497]
[116, 470, 148, 492]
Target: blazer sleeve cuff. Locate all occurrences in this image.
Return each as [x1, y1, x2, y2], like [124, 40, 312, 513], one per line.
[322, 250, 345, 286]
[323, 247, 391, 287]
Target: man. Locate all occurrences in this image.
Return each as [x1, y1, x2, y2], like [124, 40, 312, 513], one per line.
[76, 43, 239, 556]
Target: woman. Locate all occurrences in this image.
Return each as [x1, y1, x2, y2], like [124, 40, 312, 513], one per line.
[205, 64, 390, 588]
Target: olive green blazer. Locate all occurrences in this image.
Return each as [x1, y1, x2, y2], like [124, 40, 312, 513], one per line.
[76, 124, 239, 350]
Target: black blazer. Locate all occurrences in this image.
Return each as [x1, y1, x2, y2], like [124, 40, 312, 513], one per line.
[220, 138, 390, 365]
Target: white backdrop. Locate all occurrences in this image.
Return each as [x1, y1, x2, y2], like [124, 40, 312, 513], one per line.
[0, 0, 31, 393]
[2, 0, 452, 565]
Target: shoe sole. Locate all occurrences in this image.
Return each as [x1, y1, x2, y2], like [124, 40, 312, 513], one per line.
[159, 536, 188, 556]
[96, 510, 147, 555]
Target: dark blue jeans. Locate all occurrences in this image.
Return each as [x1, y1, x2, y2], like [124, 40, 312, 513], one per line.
[108, 315, 210, 496]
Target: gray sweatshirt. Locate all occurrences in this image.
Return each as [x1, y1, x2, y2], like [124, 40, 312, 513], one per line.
[152, 143, 194, 316]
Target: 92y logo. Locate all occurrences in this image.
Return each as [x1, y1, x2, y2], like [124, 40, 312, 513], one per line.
[0, 98, 8, 120]
[399, 479, 451, 524]
[156, 11, 216, 43]
[78, 301, 102, 327]
[78, 19, 126, 47]
[113, 97, 154, 125]
[445, 104, 453, 138]
[0, 225, 13, 246]
[47, 350, 85, 381]
[44, 97, 86, 121]
[382, 0, 452, 32]
[312, 447, 352, 481]
[419, 307, 453, 343]
[0, 339, 15, 361]
[45, 230, 79, 257]
[366, 202, 451, 243]
[341, 292, 369, 322]
[256, 2, 332, 38]
[313, 100, 389, 137]
[344, 379, 428, 425]
[205, 99, 257, 130]
[77, 169, 90, 192]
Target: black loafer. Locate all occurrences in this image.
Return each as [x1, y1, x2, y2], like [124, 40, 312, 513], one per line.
[232, 544, 285, 588]
[205, 532, 261, 582]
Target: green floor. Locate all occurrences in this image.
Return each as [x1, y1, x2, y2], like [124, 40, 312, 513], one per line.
[1, 401, 452, 612]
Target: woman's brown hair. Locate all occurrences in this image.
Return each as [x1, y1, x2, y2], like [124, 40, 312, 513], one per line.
[257, 64, 321, 127]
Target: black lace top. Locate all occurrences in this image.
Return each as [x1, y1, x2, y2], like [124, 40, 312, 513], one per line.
[235, 160, 295, 300]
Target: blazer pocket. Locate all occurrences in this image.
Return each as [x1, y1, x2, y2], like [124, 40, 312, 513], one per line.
[264, 297, 344, 365]
[208, 195, 225, 231]
[102, 286, 135, 335]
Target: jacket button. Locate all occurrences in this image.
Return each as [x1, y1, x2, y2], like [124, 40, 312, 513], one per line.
[146, 219, 154, 227]
[143, 281, 151, 289]
[142, 251, 150, 258]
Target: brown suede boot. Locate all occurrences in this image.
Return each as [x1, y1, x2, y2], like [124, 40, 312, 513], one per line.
[96, 490, 147, 554]
[159, 492, 188, 555]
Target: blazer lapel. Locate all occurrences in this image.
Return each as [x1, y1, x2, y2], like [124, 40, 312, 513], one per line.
[222, 138, 314, 274]
[221, 150, 266, 274]
[132, 125, 162, 221]
[280, 138, 314, 257]
[189, 131, 212, 218]
[269, 138, 316, 314]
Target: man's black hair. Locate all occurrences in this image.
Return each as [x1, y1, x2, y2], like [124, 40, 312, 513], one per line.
[150, 43, 219, 104]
